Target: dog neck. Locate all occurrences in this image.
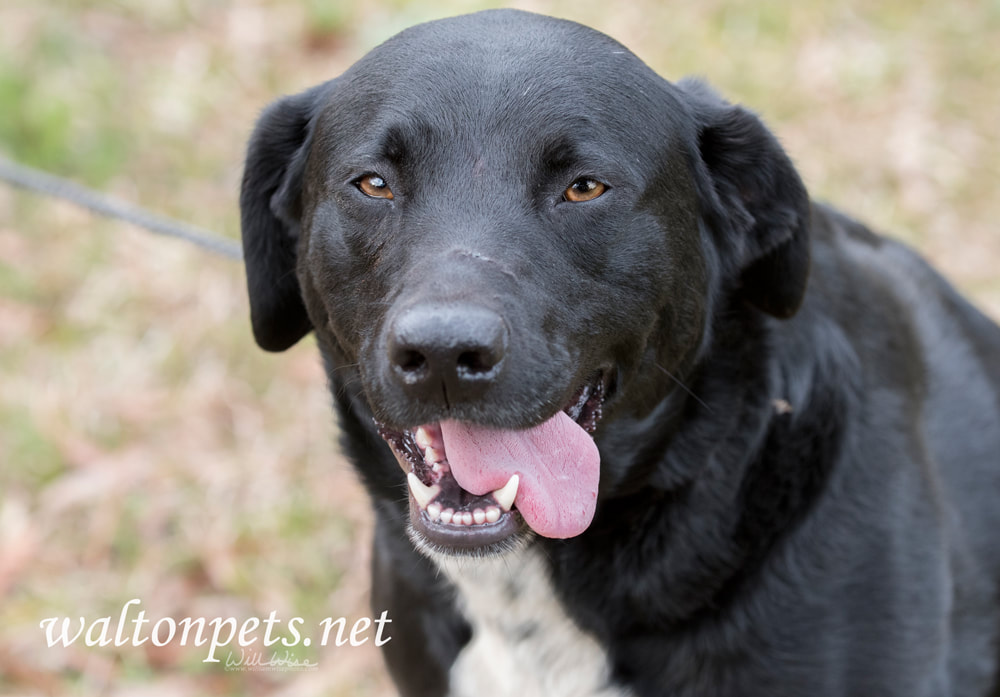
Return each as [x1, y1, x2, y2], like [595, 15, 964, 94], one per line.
[430, 546, 633, 697]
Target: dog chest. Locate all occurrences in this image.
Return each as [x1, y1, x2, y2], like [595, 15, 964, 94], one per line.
[437, 548, 631, 697]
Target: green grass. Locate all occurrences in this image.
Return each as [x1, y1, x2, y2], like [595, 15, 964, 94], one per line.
[0, 405, 64, 489]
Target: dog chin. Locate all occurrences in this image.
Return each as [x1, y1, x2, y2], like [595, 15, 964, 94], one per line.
[407, 520, 535, 565]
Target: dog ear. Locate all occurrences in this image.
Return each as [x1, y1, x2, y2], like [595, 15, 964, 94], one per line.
[240, 81, 333, 351]
[680, 79, 810, 319]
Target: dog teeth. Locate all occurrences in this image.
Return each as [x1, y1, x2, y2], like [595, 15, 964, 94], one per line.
[492, 474, 519, 512]
[407, 472, 441, 509]
[424, 447, 445, 464]
[427, 503, 503, 527]
[415, 426, 434, 450]
[410, 463, 513, 527]
[414, 424, 445, 453]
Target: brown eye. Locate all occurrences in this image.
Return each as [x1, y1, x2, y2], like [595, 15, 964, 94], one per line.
[564, 178, 606, 203]
[356, 174, 394, 199]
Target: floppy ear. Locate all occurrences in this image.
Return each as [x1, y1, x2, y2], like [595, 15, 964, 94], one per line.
[240, 81, 332, 351]
[680, 79, 810, 319]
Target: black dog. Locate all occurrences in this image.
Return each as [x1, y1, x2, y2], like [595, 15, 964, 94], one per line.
[240, 10, 1000, 696]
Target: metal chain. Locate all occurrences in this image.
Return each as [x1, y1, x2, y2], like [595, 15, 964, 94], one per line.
[0, 156, 243, 260]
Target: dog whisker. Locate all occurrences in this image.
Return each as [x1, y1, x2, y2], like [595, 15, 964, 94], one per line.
[654, 363, 713, 413]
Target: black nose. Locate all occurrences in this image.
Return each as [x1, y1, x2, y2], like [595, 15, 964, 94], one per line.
[386, 303, 508, 403]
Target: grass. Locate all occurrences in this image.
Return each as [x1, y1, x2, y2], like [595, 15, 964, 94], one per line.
[0, 0, 997, 694]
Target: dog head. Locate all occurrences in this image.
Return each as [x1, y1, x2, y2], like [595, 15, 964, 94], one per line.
[240, 10, 810, 556]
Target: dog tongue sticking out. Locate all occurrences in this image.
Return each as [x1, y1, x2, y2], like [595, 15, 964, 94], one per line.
[439, 413, 600, 539]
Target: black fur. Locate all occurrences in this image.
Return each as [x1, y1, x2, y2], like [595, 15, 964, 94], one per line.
[240, 10, 1000, 696]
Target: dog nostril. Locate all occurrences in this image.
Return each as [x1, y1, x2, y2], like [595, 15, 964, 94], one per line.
[398, 350, 427, 374]
[457, 350, 498, 376]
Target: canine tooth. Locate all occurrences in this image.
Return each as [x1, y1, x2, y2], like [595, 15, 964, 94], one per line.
[427, 502, 442, 521]
[440, 508, 454, 524]
[485, 506, 501, 523]
[407, 473, 441, 509]
[473, 508, 487, 525]
[492, 474, 519, 512]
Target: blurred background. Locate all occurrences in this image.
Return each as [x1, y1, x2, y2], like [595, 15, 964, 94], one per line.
[0, 0, 997, 695]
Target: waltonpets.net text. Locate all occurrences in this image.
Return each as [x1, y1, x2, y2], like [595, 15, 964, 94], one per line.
[39, 599, 391, 662]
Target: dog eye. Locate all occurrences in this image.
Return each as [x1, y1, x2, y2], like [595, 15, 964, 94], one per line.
[355, 174, 394, 200]
[564, 178, 607, 203]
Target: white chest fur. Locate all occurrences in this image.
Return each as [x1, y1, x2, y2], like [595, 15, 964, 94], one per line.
[432, 548, 631, 697]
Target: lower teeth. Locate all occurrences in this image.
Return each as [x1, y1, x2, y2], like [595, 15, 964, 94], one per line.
[426, 505, 499, 527]
[406, 425, 519, 528]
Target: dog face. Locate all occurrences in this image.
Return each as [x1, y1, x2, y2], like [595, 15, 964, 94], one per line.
[240, 10, 810, 556]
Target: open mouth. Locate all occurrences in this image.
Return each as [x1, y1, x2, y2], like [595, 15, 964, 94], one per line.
[377, 373, 607, 555]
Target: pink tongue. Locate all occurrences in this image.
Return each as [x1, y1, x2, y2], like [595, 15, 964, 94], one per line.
[439, 412, 600, 539]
